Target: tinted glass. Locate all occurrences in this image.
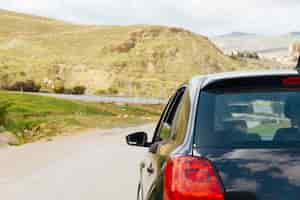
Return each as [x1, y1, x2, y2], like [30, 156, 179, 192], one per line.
[171, 89, 191, 141]
[155, 88, 185, 142]
[194, 89, 300, 148]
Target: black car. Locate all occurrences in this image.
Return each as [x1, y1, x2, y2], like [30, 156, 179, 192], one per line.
[126, 70, 300, 200]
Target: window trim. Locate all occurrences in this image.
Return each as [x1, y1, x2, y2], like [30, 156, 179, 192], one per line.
[151, 87, 186, 143]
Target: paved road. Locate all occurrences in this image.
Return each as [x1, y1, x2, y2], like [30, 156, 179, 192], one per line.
[26, 92, 167, 104]
[0, 124, 155, 200]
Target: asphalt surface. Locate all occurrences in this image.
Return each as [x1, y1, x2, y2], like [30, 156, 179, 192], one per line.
[27, 92, 167, 104]
[0, 124, 155, 200]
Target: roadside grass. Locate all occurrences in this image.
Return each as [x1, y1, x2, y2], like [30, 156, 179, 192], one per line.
[0, 91, 163, 144]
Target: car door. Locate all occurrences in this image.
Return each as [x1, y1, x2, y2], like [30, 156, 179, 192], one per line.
[140, 87, 186, 200]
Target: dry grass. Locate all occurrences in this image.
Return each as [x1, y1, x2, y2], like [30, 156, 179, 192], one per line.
[0, 10, 271, 97]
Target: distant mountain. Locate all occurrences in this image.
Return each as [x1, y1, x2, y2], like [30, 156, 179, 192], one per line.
[211, 31, 300, 62]
[287, 32, 300, 37]
[216, 32, 257, 38]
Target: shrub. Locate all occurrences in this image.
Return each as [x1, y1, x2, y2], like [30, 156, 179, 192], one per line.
[108, 87, 119, 94]
[72, 86, 86, 95]
[230, 51, 260, 60]
[24, 80, 41, 92]
[95, 89, 107, 95]
[54, 85, 65, 94]
[63, 88, 73, 94]
[246, 52, 259, 59]
[0, 101, 10, 126]
[53, 80, 65, 94]
[95, 87, 119, 95]
[6, 80, 41, 92]
[19, 71, 26, 76]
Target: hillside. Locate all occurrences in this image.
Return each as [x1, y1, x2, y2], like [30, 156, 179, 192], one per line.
[212, 32, 300, 58]
[0, 10, 269, 97]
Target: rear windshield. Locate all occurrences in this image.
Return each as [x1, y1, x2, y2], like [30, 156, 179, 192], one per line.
[194, 88, 300, 148]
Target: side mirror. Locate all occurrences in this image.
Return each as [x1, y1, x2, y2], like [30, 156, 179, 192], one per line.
[126, 132, 148, 147]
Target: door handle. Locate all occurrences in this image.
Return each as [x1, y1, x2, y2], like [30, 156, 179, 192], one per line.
[147, 164, 154, 174]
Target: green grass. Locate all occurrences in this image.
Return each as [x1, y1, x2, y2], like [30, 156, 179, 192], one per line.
[249, 124, 279, 135]
[0, 91, 163, 144]
[249, 121, 290, 135]
[0, 10, 270, 98]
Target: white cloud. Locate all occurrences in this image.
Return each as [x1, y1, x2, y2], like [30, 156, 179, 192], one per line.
[0, 0, 300, 35]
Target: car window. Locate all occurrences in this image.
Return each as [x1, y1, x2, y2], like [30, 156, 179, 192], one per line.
[170, 89, 191, 141]
[194, 89, 300, 148]
[154, 87, 186, 142]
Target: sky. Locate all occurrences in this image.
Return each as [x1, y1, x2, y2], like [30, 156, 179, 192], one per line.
[0, 0, 300, 36]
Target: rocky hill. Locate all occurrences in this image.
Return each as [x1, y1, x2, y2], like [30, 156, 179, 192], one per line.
[289, 42, 300, 58]
[0, 10, 268, 97]
[213, 32, 300, 57]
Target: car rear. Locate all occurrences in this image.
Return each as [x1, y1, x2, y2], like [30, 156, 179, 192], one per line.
[164, 74, 300, 200]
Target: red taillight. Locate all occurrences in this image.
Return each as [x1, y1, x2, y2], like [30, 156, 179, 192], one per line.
[282, 77, 300, 86]
[164, 156, 224, 200]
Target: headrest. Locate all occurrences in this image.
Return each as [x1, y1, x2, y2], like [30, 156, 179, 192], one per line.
[285, 96, 300, 118]
[223, 120, 247, 131]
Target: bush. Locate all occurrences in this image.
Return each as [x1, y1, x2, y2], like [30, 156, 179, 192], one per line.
[95, 89, 107, 95]
[230, 51, 260, 60]
[53, 80, 65, 94]
[6, 80, 41, 92]
[63, 88, 73, 94]
[108, 87, 119, 94]
[0, 101, 10, 126]
[54, 85, 65, 94]
[95, 87, 119, 95]
[72, 86, 86, 95]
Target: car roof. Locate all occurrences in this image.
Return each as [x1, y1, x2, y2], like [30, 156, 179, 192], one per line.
[189, 69, 300, 90]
